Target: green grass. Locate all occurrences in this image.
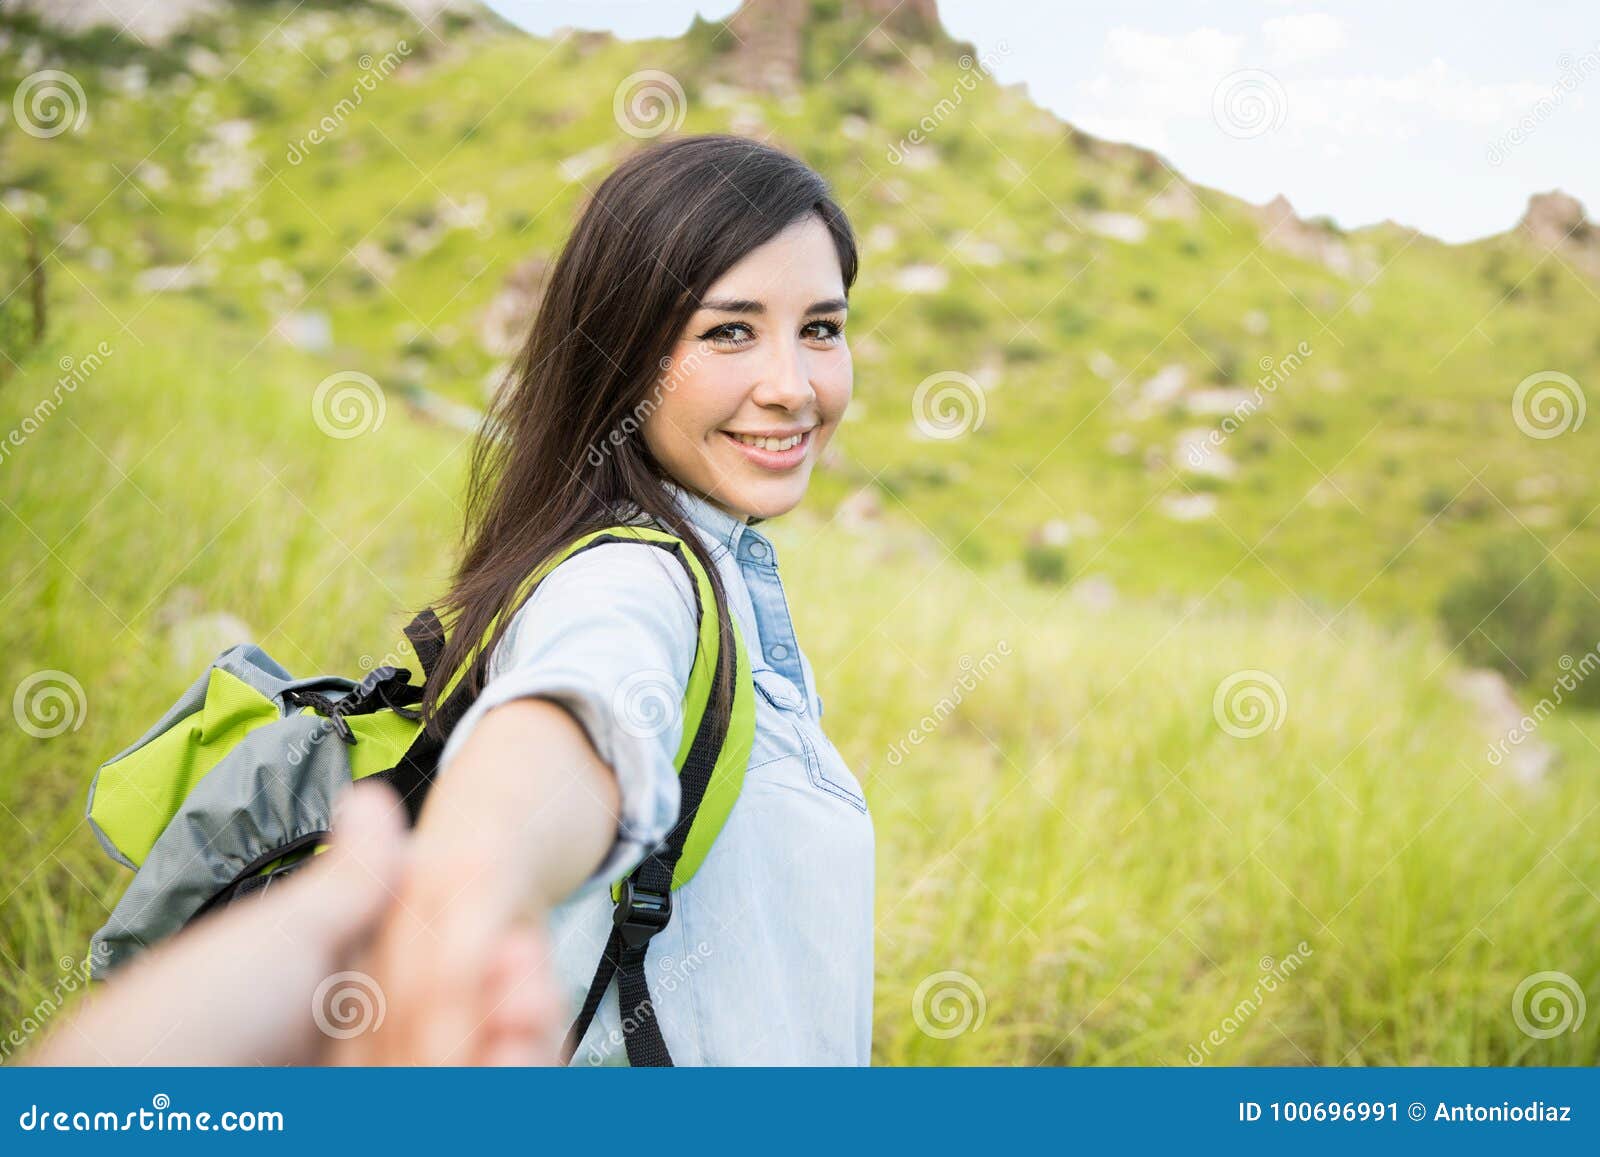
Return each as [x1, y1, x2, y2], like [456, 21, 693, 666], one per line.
[5, 0, 1597, 624]
[3, 0, 1600, 1065]
[3, 301, 1598, 1064]
[781, 528, 1600, 1063]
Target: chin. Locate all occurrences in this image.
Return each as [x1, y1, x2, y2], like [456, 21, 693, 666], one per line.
[723, 474, 811, 522]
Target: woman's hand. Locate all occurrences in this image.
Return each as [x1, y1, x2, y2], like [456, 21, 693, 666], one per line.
[333, 697, 625, 1065]
[26, 779, 563, 1067]
[329, 842, 553, 1066]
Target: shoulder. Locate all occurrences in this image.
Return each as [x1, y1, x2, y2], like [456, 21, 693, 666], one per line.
[488, 539, 702, 680]
[539, 539, 700, 613]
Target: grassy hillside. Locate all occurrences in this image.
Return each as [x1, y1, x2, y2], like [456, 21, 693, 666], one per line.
[2, 0, 1598, 1063]
[4, 0, 1597, 624]
[3, 291, 1598, 1063]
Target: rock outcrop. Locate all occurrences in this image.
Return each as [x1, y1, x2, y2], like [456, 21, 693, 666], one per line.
[723, 0, 946, 91]
[1518, 190, 1598, 278]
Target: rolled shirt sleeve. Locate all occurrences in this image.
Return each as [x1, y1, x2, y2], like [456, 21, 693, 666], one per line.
[433, 541, 702, 897]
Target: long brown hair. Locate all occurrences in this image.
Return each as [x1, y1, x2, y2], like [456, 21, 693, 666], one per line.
[419, 134, 858, 738]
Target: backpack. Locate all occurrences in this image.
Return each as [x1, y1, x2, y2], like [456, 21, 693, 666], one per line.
[84, 524, 755, 1066]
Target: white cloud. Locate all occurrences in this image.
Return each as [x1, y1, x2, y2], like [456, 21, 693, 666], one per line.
[1285, 61, 1551, 138]
[1082, 26, 1242, 129]
[1262, 12, 1344, 66]
[1081, 26, 1551, 143]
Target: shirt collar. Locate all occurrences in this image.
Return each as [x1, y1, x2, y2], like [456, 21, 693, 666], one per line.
[659, 477, 776, 561]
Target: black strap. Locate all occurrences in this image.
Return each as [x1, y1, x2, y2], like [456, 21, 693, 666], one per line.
[560, 535, 735, 1066]
[403, 608, 446, 682]
[373, 533, 735, 1066]
[365, 667, 475, 824]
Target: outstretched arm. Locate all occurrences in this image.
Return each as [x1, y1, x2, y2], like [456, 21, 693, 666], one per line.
[338, 698, 623, 1064]
[337, 541, 700, 1065]
[26, 780, 562, 1067]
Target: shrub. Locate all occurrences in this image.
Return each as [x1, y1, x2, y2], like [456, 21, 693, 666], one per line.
[1022, 541, 1069, 585]
[1437, 538, 1559, 682]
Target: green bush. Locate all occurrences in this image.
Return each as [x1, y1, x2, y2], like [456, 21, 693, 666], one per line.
[1022, 540, 1069, 585]
[1546, 589, 1600, 709]
[1437, 538, 1560, 683]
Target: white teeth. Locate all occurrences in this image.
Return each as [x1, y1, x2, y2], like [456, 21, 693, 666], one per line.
[730, 431, 804, 451]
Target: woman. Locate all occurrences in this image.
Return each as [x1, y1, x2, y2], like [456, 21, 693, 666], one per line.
[349, 134, 874, 1066]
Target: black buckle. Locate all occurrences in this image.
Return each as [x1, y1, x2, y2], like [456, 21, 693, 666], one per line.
[613, 880, 672, 949]
[285, 666, 423, 745]
[350, 665, 422, 718]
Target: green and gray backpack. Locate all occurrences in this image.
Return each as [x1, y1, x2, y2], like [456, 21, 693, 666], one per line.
[85, 524, 755, 1066]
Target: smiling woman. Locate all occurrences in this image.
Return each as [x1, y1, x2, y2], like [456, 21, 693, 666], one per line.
[347, 134, 873, 1066]
[645, 220, 854, 522]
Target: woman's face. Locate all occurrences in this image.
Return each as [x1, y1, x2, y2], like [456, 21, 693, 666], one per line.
[643, 214, 852, 523]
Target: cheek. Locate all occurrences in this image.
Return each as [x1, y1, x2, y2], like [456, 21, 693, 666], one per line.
[645, 365, 740, 455]
[816, 350, 854, 420]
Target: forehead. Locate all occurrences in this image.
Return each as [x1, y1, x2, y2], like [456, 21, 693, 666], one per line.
[700, 216, 845, 304]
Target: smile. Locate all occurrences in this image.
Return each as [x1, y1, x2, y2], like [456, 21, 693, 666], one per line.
[720, 427, 815, 470]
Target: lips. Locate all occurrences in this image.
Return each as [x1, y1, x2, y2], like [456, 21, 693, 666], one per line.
[720, 427, 814, 471]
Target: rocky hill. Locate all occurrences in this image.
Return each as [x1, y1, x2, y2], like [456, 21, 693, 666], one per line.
[3, 0, 1597, 631]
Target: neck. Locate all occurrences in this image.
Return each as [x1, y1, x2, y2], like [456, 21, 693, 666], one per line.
[700, 490, 754, 525]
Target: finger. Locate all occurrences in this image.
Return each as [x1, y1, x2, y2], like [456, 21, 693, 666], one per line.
[477, 928, 564, 1067]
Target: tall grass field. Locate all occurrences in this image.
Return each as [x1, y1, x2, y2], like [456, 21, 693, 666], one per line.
[2, 0, 1599, 1065]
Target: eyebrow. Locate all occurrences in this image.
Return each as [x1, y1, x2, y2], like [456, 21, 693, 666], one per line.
[696, 296, 849, 315]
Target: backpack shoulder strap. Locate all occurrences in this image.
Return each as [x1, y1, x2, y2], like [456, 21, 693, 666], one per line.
[559, 527, 753, 1068]
[380, 525, 754, 878]
[385, 524, 756, 1067]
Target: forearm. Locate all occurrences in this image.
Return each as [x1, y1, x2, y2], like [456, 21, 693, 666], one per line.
[407, 696, 622, 923]
[343, 698, 620, 1064]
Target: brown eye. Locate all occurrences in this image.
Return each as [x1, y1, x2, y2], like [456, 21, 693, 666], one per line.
[802, 319, 845, 343]
[699, 322, 755, 347]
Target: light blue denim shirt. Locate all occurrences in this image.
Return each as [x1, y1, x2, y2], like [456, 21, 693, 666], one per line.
[435, 479, 875, 1065]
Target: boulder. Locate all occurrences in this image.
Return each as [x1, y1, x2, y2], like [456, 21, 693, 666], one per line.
[1160, 493, 1217, 521]
[1447, 667, 1560, 787]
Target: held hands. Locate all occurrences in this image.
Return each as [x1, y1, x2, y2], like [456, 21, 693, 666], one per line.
[332, 828, 566, 1066]
[28, 780, 564, 1067]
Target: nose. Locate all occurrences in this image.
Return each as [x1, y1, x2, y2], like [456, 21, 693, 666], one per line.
[750, 338, 816, 413]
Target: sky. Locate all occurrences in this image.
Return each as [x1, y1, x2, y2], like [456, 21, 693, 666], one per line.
[484, 1, 1600, 242]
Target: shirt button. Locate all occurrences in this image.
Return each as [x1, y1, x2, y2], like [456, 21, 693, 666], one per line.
[747, 540, 768, 559]
[768, 644, 789, 661]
